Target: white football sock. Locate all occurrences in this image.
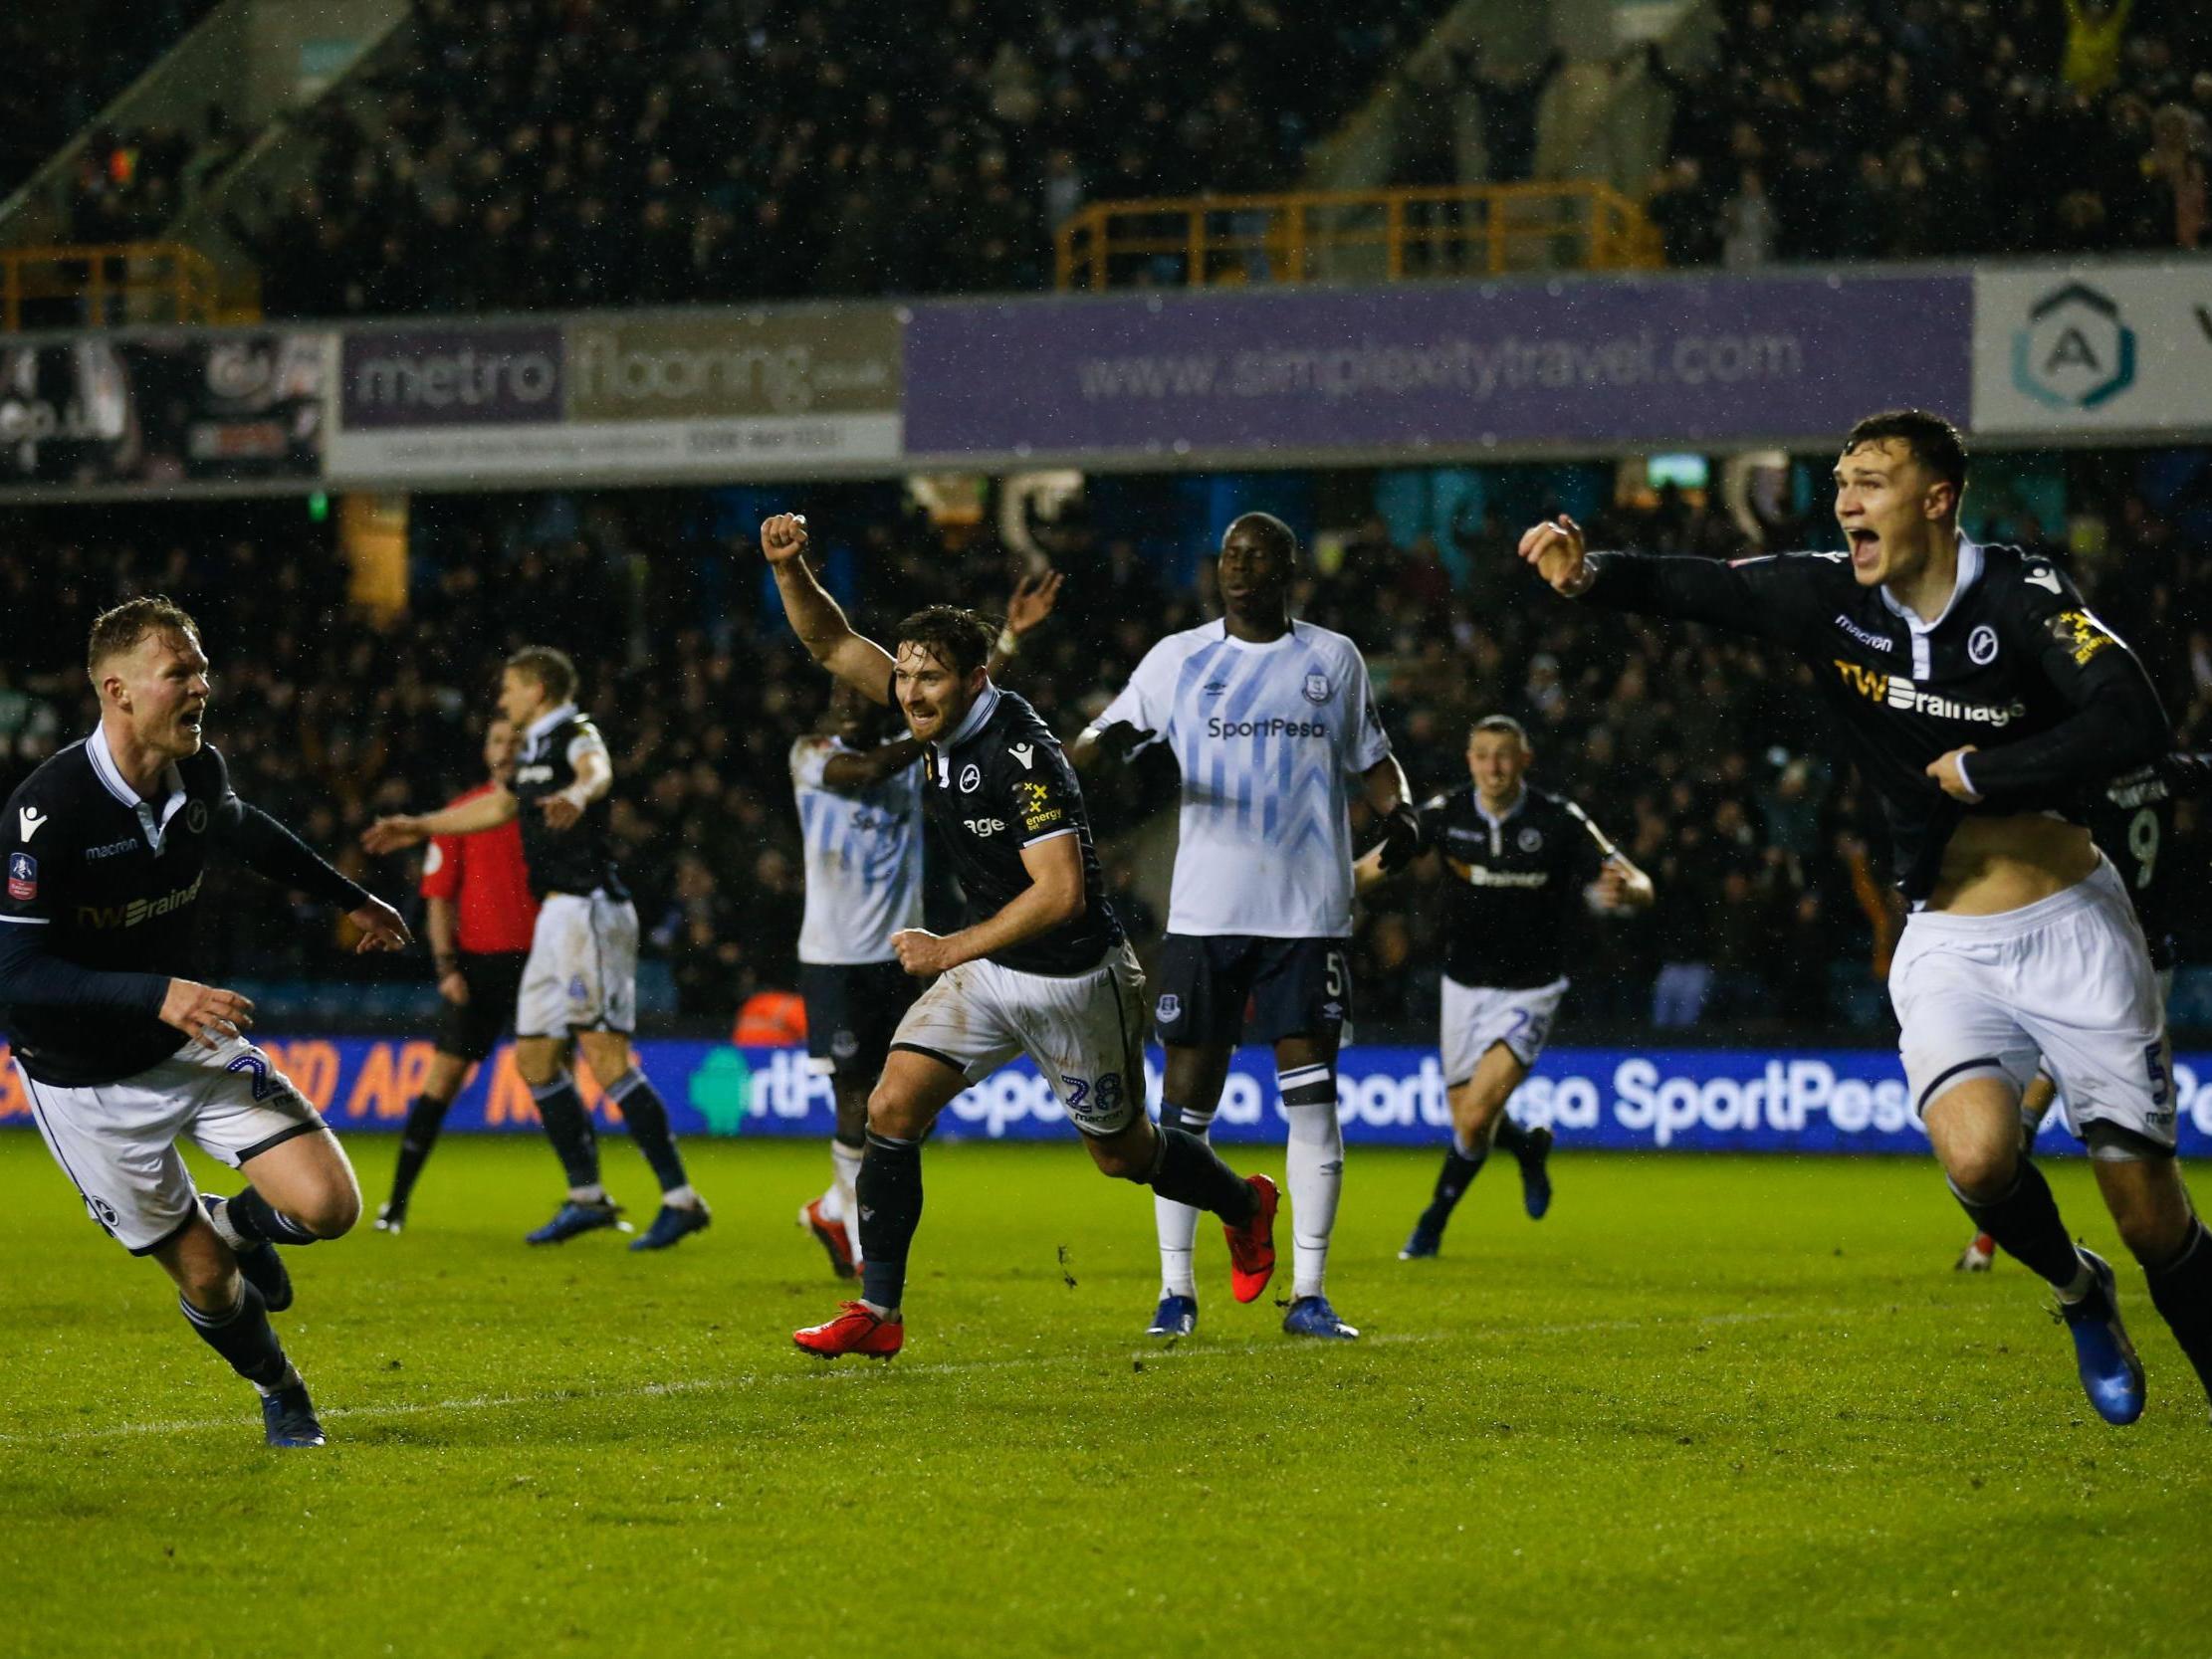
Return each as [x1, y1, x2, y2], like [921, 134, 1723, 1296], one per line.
[1155, 1105, 1215, 1298]
[1284, 1098, 1345, 1301]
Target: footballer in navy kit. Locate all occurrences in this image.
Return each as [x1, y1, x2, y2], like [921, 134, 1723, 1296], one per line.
[1955, 749, 2210, 1272]
[790, 574, 1061, 1281]
[759, 511, 1280, 1361]
[1520, 408, 2210, 1426]
[363, 646, 709, 1252]
[0, 597, 411, 1448]
[1356, 715, 1652, 1258]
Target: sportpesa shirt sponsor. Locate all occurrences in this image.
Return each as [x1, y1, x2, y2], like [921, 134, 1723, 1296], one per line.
[1092, 619, 1391, 937]
[1583, 536, 2171, 901]
[789, 733, 924, 965]
[916, 682, 1121, 977]
[511, 702, 627, 900]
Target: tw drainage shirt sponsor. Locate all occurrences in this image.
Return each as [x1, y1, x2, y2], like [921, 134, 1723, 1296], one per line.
[1581, 537, 2169, 901]
[1091, 620, 1391, 937]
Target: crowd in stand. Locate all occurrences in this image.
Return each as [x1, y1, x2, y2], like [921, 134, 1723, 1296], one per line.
[229, 0, 1445, 318]
[4, 459, 2206, 1038]
[1644, 0, 2212, 266]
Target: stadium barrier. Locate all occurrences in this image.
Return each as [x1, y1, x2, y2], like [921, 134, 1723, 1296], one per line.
[4, 1041, 2204, 1157]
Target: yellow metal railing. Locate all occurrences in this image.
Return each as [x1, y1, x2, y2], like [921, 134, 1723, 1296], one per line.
[1055, 181, 1662, 291]
[0, 243, 258, 330]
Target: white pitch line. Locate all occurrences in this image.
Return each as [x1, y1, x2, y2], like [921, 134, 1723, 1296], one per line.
[0, 1305, 1843, 1448]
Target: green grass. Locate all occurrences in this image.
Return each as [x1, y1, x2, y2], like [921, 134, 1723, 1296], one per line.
[0, 1133, 2205, 1659]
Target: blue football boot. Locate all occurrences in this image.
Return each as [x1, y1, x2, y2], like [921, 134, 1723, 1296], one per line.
[204, 1194, 293, 1312]
[1516, 1124, 1555, 1220]
[2058, 1249, 2145, 1426]
[629, 1200, 712, 1252]
[1282, 1295, 1360, 1340]
[525, 1196, 625, 1245]
[1147, 1293, 1198, 1338]
[261, 1380, 326, 1449]
[1399, 1215, 1444, 1260]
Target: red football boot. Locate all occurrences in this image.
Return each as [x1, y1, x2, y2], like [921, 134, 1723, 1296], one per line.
[1224, 1174, 1279, 1305]
[799, 1197, 858, 1280]
[794, 1301, 903, 1360]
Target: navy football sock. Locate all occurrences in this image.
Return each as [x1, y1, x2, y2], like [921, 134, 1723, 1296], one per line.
[386, 1091, 453, 1210]
[529, 1073, 602, 1190]
[1950, 1160, 2082, 1289]
[857, 1131, 923, 1315]
[1423, 1142, 1487, 1230]
[1492, 1116, 1533, 1157]
[606, 1069, 689, 1194]
[1144, 1125, 1255, 1222]
[225, 1188, 319, 1246]
[179, 1281, 292, 1391]
[2144, 1220, 2212, 1405]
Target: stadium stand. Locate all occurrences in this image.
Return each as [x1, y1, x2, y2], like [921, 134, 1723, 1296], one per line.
[0, 1, 223, 202]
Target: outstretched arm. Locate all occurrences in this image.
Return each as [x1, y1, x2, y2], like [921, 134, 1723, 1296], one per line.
[363, 787, 519, 854]
[762, 513, 897, 705]
[219, 795, 411, 952]
[1519, 514, 1813, 642]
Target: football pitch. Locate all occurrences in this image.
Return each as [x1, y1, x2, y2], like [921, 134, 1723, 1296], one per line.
[1, 1134, 2204, 1659]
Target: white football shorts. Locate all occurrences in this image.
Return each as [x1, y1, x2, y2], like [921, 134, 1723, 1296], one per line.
[19, 1035, 325, 1254]
[890, 942, 1148, 1137]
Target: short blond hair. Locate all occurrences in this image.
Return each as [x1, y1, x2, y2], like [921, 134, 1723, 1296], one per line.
[88, 596, 201, 686]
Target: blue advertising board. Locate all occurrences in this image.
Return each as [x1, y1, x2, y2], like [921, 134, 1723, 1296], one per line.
[7, 1040, 2203, 1157]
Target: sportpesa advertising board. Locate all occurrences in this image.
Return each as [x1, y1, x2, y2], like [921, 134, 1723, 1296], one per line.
[5, 1042, 2206, 1157]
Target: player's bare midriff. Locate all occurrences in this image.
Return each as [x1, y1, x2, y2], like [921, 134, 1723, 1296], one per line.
[1924, 814, 2098, 916]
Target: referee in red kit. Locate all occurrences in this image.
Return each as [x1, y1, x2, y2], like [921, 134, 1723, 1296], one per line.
[374, 716, 540, 1232]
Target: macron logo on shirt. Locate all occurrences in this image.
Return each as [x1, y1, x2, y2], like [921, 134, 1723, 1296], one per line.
[18, 806, 46, 841]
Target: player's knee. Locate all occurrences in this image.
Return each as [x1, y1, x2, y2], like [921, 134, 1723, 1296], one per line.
[865, 1085, 927, 1142]
[178, 1259, 241, 1309]
[1939, 1139, 2021, 1202]
[1091, 1136, 1154, 1182]
[295, 1179, 362, 1238]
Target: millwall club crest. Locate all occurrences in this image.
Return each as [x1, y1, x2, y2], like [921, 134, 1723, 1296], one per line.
[1155, 993, 1182, 1024]
[1518, 827, 1544, 853]
[1302, 673, 1331, 705]
[959, 763, 982, 793]
[831, 1030, 860, 1059]
[184, 800, 209, 835]
[1967, 625, 1999, 666]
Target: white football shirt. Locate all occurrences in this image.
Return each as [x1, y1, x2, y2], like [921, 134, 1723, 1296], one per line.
[1092, 620, 1391, 937]
[789, 736, 924, 965]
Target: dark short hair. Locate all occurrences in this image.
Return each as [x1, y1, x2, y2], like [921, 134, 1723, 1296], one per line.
[1843, 409, 1968, 493]
[88, 595, 201, 683]
[505, 645, 577, 704]
[1223, 512, 1297, 560]
[894, 606, 995, 678]
[1469, 714, 1530, 746]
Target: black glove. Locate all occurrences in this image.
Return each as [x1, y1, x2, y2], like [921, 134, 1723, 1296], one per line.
[2156, 749, 2211, 799]
[1377, 802, 1426, 871]
[1089, 721, 1155, 764]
